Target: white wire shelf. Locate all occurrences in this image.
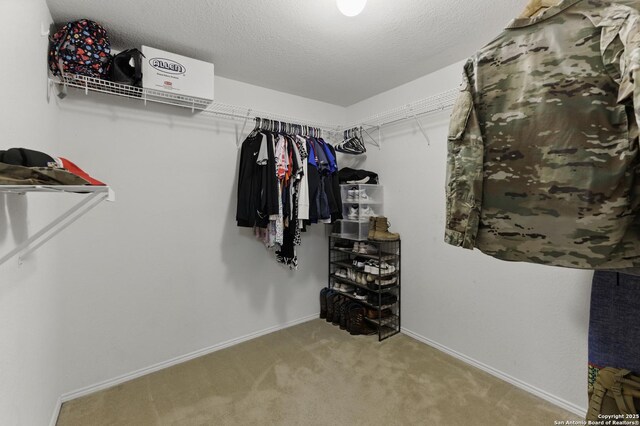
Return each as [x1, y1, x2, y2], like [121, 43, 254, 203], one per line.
[0, 185, 114, 267]
[50, 74, 458, 144]
[0, 185, 112, 196]
[50, 74, 341, 134]
[345, 88, 459, 130]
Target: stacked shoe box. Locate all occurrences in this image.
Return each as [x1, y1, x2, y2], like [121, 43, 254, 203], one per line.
[332, 184, 384, 240]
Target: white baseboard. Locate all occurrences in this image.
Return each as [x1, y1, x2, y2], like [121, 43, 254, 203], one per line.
[49, 396, 62, 426]
[401, 327, 587, 418]
[59, 314, 319, 404]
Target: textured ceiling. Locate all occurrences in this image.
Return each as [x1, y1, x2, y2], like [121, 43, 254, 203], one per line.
[46, 0, 526, 106]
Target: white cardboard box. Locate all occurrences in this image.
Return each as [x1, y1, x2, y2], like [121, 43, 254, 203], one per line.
[142, 46, 214, 101]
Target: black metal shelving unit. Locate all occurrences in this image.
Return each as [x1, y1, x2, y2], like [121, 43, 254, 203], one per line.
[328, 235, 401, 341]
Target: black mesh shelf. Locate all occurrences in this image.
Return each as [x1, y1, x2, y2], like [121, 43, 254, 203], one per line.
[327, 235, 401, 342]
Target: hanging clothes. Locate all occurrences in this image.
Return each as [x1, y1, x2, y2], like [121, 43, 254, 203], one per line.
[236, 121, 341, 269]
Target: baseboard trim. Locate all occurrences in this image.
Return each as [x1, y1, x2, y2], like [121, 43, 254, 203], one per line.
[59, 314, 319, 403]
[401, 327, 587, 418]
[49, 396, 62, 426]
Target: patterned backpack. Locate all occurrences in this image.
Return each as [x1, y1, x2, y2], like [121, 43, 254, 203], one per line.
[48, 19, 111, 79]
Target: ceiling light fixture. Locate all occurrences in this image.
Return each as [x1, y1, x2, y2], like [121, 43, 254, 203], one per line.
[336, 0, 367, 17]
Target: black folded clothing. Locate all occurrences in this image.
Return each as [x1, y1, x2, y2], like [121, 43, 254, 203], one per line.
[338, 167, 379, 185]
[0, 148, 55, 167]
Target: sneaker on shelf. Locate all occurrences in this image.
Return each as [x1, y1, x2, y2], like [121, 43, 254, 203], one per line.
[354, 288, 368, 300]
[335, 268, 348, 278]
[352, 242, 362, 253]
[366, 260, 396, 275]
[360, 243, 378, 254]
[358, 189, 370, 201]
[378, 261, 396, 275]
[347, 187, 357, 202]
[348, 205, 359, 220]
[366, 273, 375, 283]
[360, 206, 375, 220]
[375, 275, 398, 287]
[353, 257, 366, 269]
[347, 268, 356, 282]
[364, 260, 379, 274]
[334, 282, 345, 292]
[342, 283, 356, 293]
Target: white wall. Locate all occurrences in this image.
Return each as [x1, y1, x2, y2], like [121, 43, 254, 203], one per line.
[52, 76, 344, 396]
[0, 0, 65, 425]
[344, 62, 592, 413]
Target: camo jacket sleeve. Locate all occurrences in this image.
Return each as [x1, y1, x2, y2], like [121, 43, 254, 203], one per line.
[444, 63, 484, 250]
[595, 4, 640, 118]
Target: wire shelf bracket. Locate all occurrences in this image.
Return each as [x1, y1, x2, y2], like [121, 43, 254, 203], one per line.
[0, 186, 114, 267]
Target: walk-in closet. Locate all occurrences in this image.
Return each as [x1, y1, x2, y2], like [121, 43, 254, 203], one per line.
[2, 0, 640, 425]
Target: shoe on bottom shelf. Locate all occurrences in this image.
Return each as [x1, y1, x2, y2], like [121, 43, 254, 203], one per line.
[354, 288, 368, 300]
[365, 308, 393, 320]
[320, 288, 329, 319]
[348, 304, 377, 336]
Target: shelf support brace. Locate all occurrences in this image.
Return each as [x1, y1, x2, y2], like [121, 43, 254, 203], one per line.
[0, 191, 111, 267]
[410, 108, 431, 146]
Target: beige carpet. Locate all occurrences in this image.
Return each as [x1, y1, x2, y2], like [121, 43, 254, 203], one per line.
[57, 319, 582, 426]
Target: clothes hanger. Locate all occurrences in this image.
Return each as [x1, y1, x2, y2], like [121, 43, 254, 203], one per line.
[519, 0, 560, 18]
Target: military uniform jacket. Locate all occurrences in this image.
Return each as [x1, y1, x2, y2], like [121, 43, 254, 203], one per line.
[445, 0, 640, 269]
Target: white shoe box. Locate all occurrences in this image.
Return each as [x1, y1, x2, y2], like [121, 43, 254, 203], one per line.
[142, 46, 214, 101]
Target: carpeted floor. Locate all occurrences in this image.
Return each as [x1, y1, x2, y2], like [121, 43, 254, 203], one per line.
[57, 319, 582, 426]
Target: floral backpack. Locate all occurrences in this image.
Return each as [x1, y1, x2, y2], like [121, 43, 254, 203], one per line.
[48, 19, 111, 79]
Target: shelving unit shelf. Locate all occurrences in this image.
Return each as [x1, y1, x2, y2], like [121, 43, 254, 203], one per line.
[328, 235, 401, 341]
[0, 185, 114, 266]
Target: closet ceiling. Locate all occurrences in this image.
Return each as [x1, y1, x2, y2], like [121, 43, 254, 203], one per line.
[46, 0, 524, 106]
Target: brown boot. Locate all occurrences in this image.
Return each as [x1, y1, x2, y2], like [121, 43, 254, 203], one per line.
[371, 216, 400, 241]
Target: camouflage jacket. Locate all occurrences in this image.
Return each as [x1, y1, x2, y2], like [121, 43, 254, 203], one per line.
[445, 0, 640, 269]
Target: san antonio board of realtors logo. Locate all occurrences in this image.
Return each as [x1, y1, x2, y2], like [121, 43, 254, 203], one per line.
[149, 58, 186, 75]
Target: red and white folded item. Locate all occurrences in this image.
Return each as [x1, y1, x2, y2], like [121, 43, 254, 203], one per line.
[54, 157, 106, 186]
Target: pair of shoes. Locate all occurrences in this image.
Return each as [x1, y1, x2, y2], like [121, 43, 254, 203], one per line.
[359, 206, 375, 219]
[335, 268, 348, 278]
[354, 272, 367, 286]
[335, 282, 356, 293]
[364, 260, 396, 275]
[352, 257, 367, 269]
[348, 205, 359, 220]
[354, 288, 368, 300]
[320, 288, 329, 319]
[367, 293, 398, 306]
[365, 308, 393, 320]
[353, 242, 377, 254]
[367, 275, 397, 290]
[346, 268, 356, 282]
[348, 304, 377, 335]
[347, 188, 369, 201]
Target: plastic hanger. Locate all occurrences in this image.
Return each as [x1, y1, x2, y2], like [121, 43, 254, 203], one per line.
[519, 0, 559, 18]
